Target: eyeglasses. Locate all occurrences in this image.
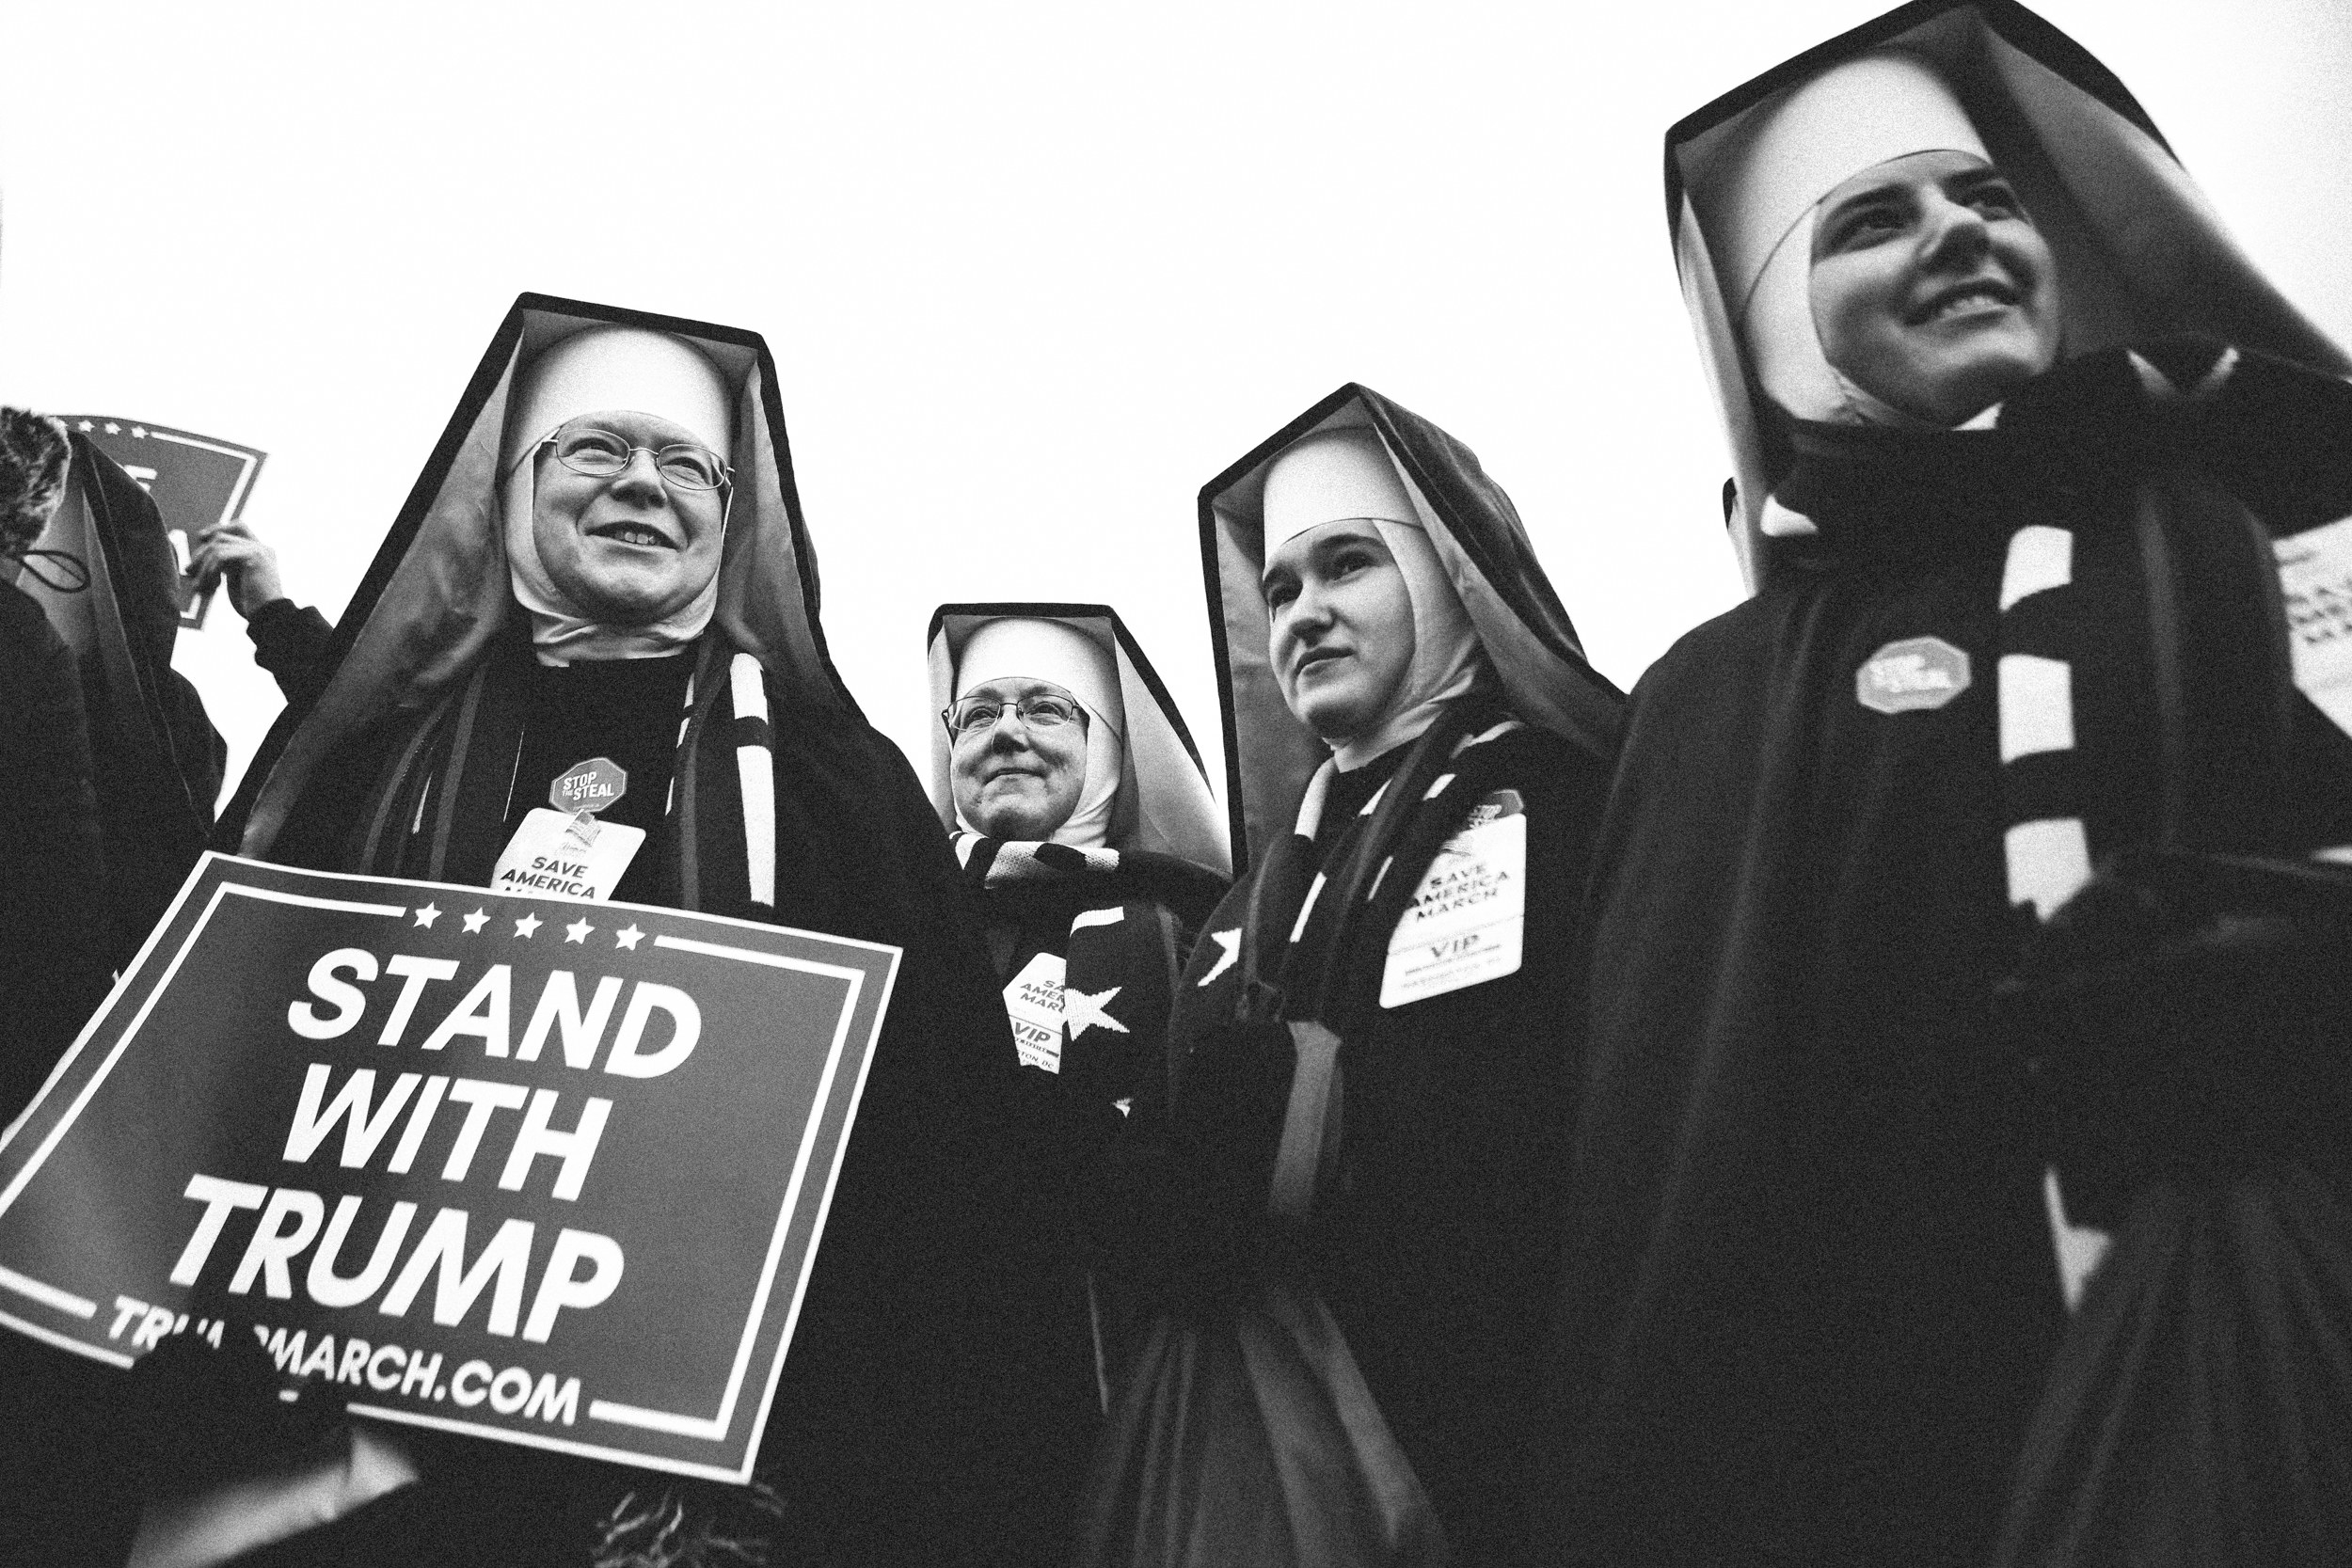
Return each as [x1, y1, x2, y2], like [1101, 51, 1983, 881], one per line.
[942, 693, 1089, 738]
[535, 426, 732, 492]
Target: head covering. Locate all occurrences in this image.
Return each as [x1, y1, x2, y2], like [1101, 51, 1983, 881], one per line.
[499, 325, 737, 665]
[1710, 52, 1993, 425]
[926, 604, 1230, 876]
[1201, 386, 1623, 874]
[227, 293, 855, 879]
[1259, 427, 1483, 769]
[949, 615, 1126, 848]
[1666, 0, 2350, 591]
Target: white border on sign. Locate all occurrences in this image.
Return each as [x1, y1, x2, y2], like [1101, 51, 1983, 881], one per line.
[0, 854, 904, 1481]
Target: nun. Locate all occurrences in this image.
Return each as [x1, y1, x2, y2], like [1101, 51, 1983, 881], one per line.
[1078, 388, 1620, 1566]
[149, 296, 1042, 1566]
[924, 605, 1231, 1535]
[1553, 4, 2352, 1564]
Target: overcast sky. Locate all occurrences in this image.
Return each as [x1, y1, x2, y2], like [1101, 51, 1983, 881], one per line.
[5, 0, 2348, 803]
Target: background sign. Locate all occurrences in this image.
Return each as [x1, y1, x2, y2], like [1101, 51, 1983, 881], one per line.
[0, 854, 897, 1481]
[59, 417, 265, 630]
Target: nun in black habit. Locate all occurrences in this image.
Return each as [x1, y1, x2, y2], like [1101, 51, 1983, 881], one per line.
[1078, 388, 1621, 1566]
[173, 296, 1041, 1567]
[923, 605, 1232, 1534]
[1550, 4, 2352, 1564]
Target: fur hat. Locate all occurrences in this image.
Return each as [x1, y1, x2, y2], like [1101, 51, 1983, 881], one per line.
[0, 407, 72, 561]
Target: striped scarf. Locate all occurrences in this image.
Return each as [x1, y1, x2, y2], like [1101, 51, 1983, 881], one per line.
[952, 830, 1121, 888]
[1991, 341, 2310, 921]
[346, 630, 781, 914]
[1168, 695, 1525, 1221]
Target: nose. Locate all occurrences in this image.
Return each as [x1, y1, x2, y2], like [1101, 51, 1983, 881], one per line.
[1281, 577, 1337, 642]
[1916, 188, 1993, 270]
[980, 705, 1038, 749]
[607, 447, 671, 503]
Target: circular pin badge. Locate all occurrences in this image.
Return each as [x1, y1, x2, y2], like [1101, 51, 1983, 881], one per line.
[552, 756, 628, 815]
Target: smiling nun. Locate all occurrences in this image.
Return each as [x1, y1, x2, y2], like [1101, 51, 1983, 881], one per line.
[171, 297, 1041, 1566]
[921, 604, 1231, 1537]
[1551, 3, 2352, 1564]
[1076, 388, 1621, 1565]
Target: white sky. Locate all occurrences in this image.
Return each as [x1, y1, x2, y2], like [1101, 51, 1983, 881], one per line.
[5, 0, 2348, 805]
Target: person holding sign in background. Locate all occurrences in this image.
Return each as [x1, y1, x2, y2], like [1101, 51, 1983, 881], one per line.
[111, 297, 1042, 1566]
[1550, 4, 2352, 1563]
[924, 605, 1231, 1540]
[7, 409, 230, 973]
[187, 515, 339, 716]
[1076, 389, 1621, 1566]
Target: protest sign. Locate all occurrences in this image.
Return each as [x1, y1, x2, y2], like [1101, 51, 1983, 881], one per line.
[58, 416, 266, 629]
[0, 853, 896, 1482]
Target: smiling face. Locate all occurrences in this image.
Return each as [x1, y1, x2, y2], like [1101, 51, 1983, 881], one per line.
[1263, 521, 1417, 747]
[530, 410, 727, 626]
[1808, 150, 2061, 425]
[949, 677, 1090, 839]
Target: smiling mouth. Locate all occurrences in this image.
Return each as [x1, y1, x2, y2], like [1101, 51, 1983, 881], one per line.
[1911, 279, 2022, 325]
[589, 522, 675, 550]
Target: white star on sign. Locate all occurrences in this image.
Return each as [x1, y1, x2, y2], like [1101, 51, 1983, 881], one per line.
[131, 426, 148, 439]
[514, 912, 542, 939]
[565, 918, 594, 943]
[1199, 928, 1241, 986]
[1064, 986, 1130, 1039]
[461, 908, 488, 933]
[77, 420, 92, 432]
[413, 903, 440, 928]
[614, 925, 644, 951]
[103, 421, 119, 435]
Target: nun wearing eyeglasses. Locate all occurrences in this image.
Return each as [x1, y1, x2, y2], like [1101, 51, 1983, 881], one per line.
[923, 607, 1231, 1534]
[128, 297, 1041, 1567]
[1076, 388, 1620, 1567]
[1549, 4, 2352, 1564]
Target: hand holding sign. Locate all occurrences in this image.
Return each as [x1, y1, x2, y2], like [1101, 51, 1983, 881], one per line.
[185, 517, 286, 620]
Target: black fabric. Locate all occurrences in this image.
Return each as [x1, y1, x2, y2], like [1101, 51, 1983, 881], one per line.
[0, 577, 111, 1116]
[247, 598, 337, 710]
[1111, 709, 1606, 1564]
[1553, 517, 2062, 1568]
[1549, 342, 2352, 1568]
[499, 654, 695, 907]
[0, 578, 123, 1567]
[69, 436, 226, 968]
[969, 854, 1226, 1561]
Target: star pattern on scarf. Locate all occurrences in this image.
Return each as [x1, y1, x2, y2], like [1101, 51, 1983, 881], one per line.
[1064, 986, 1129, 1039]
[1199, 928, 1241, 987]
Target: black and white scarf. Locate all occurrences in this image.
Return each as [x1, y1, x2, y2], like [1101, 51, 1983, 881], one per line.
[1168, 694, 1526, 1220]
[345, 629, 780, 915]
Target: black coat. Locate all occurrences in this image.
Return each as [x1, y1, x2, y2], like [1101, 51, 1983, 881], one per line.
[1132, 715, 1608, 1563]
[0, 578, 110, 1119]
[1550, 549, 2066, 1568]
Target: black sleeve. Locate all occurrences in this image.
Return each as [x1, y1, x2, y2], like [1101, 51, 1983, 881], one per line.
[246, 599, 337, 709]
[0, 589, 112, 1120]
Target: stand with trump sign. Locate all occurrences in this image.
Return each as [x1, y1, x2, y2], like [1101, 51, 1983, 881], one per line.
[0, 854, 897, 1481]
